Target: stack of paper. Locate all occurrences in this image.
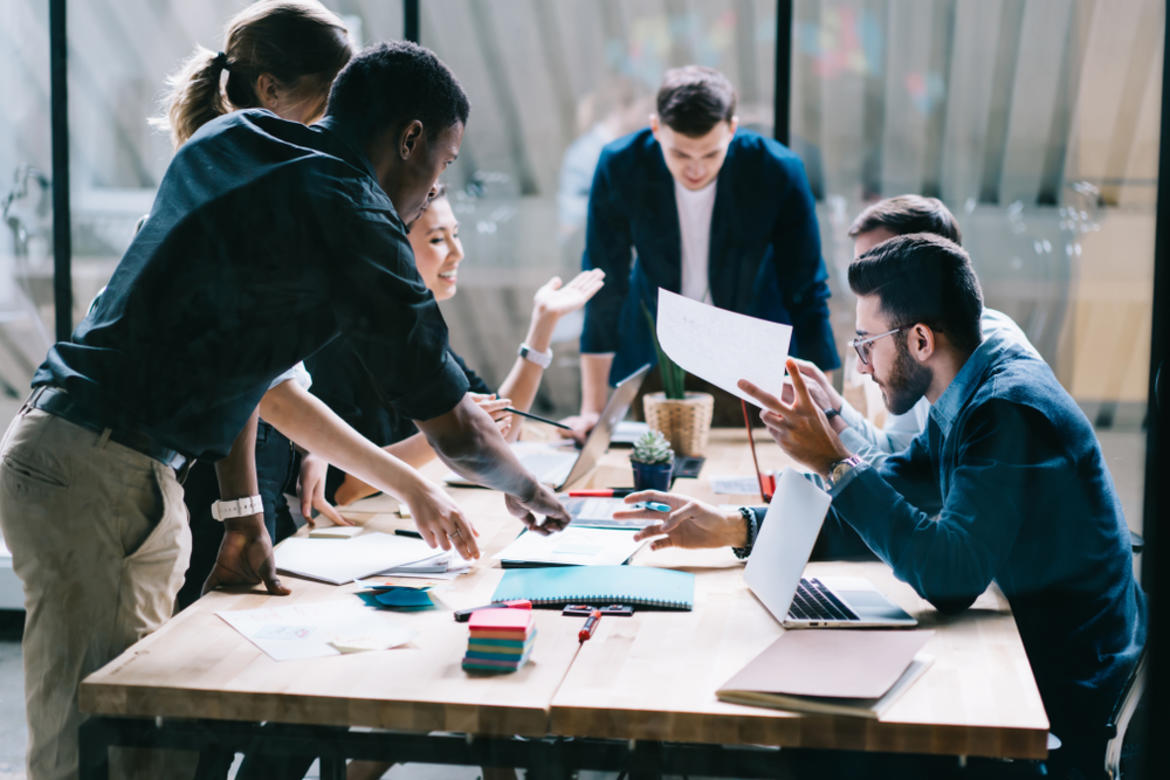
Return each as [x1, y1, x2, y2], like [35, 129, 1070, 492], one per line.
[494, 526, 647, 567]
[462, 608, 537, 673]
[274, 532, 439, 585]
[380, 550, 472, 580]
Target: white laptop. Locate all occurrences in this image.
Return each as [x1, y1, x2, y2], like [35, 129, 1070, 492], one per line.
[445, 365, 650, 491]
[744, 469, 917, 629]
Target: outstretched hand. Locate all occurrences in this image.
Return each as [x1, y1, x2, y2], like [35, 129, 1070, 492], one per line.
[297, 452, 350, 527]
[737, 358, 851, 477]
[619, 491, 745, 551]
[405, 481, 481, 560]
[202, 515, 291, 597]
[505, 482, 570, 535]
[532, 269, 605, 319]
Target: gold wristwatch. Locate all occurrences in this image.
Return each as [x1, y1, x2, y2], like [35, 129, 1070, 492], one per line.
[827, 455, 863, 489]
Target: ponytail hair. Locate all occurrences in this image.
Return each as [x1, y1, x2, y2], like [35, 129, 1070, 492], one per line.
[153, 0, 352, 148]
[153, 46, 231, 147]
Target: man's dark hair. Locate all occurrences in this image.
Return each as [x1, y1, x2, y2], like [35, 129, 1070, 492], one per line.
[848, 195, 962, 245]
[656, 66, 736, 137]
[849, 233, 983, 354]
[326, 41, 469, 145]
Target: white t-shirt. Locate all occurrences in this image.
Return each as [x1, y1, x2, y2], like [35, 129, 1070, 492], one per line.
[674, 179, 717, 303]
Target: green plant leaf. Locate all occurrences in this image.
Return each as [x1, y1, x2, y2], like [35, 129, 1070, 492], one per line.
[642, 302, 686, 400]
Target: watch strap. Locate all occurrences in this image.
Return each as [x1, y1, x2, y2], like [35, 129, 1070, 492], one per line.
[210, 495, 264, 522]
[827, 455, 863, 490]
[517, 342, 553, 368]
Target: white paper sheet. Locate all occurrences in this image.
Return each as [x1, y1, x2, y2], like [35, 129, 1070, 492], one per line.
[379, 550, 472, 580]
[710, 475, 768, 495]
[611, 420, 651, 445]
[494, 526, 647, 566]
[656, 289, 793, 407]
[274, 532, 440, 585]
[563, 497, 652, 530]
[217, 601, 415, 661]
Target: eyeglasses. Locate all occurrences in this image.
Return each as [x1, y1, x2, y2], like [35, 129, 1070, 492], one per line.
[847, 327, 906, 366]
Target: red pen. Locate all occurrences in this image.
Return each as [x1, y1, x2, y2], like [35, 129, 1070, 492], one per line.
[578, 608, 602, 642]
[567, 488, 635, 498]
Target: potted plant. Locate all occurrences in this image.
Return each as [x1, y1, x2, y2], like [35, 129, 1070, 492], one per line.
[641, 306, 714, 456]
[629, 429, 674, 491]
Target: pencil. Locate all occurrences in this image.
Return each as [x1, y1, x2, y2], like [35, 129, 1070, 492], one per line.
[502, 407, 572, 431]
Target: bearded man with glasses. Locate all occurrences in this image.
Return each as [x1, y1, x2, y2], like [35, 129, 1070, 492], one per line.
[734, 233, 1146, 779]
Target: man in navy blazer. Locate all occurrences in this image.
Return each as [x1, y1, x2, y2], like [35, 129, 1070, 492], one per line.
[572, 66, 839, 430]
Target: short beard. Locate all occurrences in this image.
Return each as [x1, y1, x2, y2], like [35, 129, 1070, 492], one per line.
[882, 334, 932, 415]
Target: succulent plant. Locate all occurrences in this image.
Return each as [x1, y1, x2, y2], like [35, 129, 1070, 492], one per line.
[630, 429, 673, 465]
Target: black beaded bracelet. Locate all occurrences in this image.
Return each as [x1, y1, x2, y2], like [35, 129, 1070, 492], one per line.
[731, 506, 756, 559]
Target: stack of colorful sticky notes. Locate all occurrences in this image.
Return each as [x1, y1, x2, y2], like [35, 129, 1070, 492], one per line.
[462, 608, 536, 673]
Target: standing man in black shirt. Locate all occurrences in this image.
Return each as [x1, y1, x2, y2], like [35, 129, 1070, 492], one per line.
[0, 42, 568, 780]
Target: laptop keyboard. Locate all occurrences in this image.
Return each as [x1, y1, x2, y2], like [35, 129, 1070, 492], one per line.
[787, 577, 860, 622]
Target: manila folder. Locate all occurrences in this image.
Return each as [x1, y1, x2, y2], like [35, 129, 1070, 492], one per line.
[717, 629, 934, 718]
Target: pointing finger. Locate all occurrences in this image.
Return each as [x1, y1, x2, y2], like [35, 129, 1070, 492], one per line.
[785, 358, 815, 409]
[737, 378, 784, 412]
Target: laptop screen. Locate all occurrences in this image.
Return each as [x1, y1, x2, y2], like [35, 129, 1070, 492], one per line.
[561, 364, 651, 487]
[743, 469, 833, 625]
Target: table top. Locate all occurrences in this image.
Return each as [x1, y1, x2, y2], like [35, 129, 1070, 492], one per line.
[79, 429, 1049, 758]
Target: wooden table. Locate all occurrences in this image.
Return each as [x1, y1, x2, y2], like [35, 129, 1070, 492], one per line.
[78, 430, 1049, 777]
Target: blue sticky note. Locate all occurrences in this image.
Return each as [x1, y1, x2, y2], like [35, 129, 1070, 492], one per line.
[372, 586, 435, 610]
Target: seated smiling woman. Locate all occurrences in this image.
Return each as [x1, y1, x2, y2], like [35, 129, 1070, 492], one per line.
[304, 186, 605, 508]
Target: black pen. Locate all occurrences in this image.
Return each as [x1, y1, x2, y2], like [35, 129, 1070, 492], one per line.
[394, 529, 423, 539]
[503, 407, 572, 431]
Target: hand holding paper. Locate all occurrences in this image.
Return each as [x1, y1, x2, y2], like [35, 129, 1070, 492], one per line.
[655, 289, 792, 407]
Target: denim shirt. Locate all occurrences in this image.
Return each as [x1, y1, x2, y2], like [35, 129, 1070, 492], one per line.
[827, 337, 1146, 742]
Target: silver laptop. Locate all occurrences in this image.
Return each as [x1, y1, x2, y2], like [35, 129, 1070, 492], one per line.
[446, 365, 650, 491]
[744, 469, 917, 629]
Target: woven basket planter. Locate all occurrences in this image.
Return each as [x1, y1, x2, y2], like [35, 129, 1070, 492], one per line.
[642, 392, 714, 457]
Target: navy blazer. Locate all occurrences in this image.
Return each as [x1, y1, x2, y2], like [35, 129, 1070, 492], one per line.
[579, 127, 840, 383]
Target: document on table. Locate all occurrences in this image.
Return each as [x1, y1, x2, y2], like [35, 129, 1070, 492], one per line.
[274, 531, 441, 585]
[656, 289, 792, 407]
[710, 475, 768, 495]
[381, 550, 472, 580]
[494, 526, 648, 567]
[216, 600, 415, 661]
[563, 497, 652, 530]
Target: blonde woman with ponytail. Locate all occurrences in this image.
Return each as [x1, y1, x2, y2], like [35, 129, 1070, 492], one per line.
[158, 0, 351, 146]
[157, 1, 360, 614]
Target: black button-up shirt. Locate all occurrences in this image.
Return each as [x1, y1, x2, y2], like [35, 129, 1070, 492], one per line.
[34, 110, 468, 459]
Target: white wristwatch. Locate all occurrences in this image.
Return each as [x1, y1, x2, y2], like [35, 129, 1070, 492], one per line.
[210, 495, 264, 521]
[517, 342, 553, 368]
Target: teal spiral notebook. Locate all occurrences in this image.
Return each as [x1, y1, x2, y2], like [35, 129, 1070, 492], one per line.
[491, 565, 694, 610]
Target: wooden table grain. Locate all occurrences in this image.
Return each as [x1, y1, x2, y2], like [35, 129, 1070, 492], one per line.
[79, 429, 1049, 760]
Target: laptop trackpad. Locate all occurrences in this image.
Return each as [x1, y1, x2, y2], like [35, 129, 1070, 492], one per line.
[822, 576, 916, 623]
